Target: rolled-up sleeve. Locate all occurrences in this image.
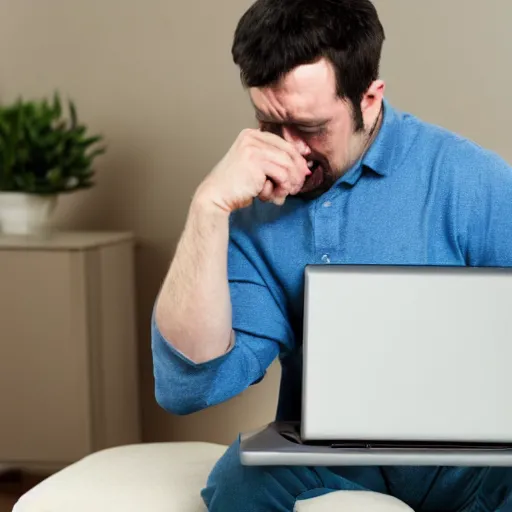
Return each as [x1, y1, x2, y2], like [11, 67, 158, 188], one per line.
[152, 211, 294, 415]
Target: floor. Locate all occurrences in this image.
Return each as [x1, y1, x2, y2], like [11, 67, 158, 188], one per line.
[0, 471, 46, 512]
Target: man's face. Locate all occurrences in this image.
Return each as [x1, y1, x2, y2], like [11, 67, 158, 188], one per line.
[249, 58, 383, 199]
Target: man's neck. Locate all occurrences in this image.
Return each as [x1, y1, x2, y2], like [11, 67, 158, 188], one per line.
[359, 103, 384, 160]
[345, 103, 384, 172]
[341, 107, 384, 177]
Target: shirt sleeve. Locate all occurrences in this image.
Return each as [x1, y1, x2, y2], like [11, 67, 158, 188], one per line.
[465, 148, 512, 266]
[152, 210, 295, 415]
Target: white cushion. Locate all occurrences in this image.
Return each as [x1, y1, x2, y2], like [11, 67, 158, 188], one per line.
[295, 490, 413, 511]
[14, 442, 413, 512]
[14, 442, 227, 512]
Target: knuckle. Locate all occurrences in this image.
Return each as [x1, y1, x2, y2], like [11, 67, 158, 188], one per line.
[279, 175, 290, 189]
[241, 144, 256, 160]
[239, 128, 253, 138]
[238, 129, 255, 147]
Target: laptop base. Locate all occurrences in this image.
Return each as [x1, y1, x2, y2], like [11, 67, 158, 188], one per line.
[239, 422, 512, 467]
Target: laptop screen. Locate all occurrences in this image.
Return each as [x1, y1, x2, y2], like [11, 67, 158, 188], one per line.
[301, 265, 512, 444]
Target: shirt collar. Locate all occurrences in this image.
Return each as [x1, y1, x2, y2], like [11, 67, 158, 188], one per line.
[339, 98, 402, 187]
[361, 98, 401, 177]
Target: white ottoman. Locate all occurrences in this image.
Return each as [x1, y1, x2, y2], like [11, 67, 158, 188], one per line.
[13, 443, 412, 511]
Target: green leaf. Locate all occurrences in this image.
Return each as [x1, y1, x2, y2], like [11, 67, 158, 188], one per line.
[46, 167, 62, 185]
[69, 100, 78, 129]
[86, 147, 106, 159]
[52, 91, 62, 118]
[80, 135, 103, 147]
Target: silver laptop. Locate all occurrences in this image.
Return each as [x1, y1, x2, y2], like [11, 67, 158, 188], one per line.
[239, 264, 512, 466]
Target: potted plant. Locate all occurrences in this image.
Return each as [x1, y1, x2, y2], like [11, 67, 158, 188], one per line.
[0, 92, 105, 236]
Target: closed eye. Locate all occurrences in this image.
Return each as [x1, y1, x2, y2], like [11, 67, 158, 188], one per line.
[296, 125, 326, 135]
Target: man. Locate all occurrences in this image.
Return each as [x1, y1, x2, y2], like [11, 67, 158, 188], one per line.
[151, 0, 512, 510]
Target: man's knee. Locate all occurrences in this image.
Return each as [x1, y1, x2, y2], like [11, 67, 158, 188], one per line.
[201, 440, 305, 510]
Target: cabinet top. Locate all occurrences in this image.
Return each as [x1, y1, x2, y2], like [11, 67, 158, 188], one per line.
[0, 231, 134, 251]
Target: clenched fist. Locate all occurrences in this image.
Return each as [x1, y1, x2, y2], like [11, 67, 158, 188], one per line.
[195, 129, 312, 213]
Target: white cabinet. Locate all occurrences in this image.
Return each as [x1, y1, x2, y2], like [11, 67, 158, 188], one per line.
[0, 232, 141, 467]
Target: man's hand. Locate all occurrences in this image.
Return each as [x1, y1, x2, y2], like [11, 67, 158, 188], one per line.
[195, 129, 311, 213]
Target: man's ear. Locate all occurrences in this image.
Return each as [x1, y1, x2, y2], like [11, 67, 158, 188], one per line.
[361, 79, 385, 113]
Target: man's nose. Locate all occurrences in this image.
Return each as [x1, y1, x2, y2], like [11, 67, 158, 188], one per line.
[281, 126, 311, 157]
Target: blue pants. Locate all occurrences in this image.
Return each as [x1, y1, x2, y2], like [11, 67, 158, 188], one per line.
[201, 439, 512, 511]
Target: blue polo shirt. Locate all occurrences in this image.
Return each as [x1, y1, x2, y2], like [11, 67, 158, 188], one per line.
[151, 99, 512, 420]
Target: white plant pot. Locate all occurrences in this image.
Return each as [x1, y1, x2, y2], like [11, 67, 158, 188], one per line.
[0, 192, 58, 236]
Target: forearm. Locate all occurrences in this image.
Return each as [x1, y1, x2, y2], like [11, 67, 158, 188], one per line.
[155, 193, 232, 363]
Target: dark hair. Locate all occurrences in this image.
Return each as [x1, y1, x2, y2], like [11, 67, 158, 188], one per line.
[231, 0, 385, 131]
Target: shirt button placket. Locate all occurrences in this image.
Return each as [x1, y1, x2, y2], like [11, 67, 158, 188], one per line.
[321, 200, 332, 263]
[313, 192, 340, 265]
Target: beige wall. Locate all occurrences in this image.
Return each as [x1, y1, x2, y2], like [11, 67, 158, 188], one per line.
[0, 1, 510, 446]
[373, 0, 512, 164]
